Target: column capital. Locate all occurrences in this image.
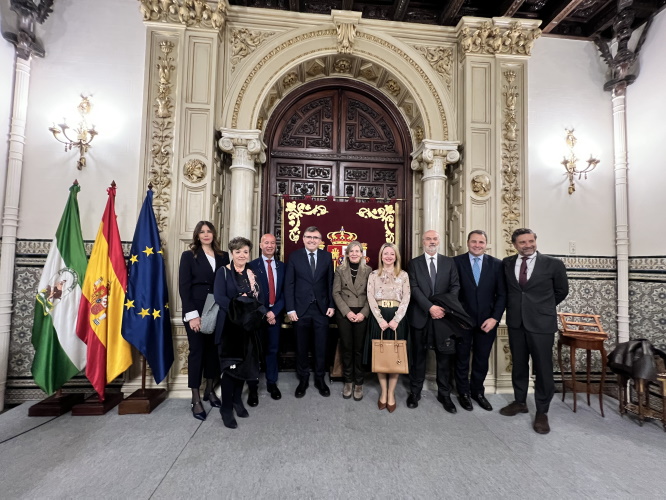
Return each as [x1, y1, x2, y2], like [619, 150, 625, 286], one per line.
[456, 17, 541, 58]
[411, 140, 460, 174]
[218, 128, 267, 170]
[139, 0, 228, 32]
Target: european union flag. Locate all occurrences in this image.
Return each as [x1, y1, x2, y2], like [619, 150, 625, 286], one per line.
[121, 189, 174, 384]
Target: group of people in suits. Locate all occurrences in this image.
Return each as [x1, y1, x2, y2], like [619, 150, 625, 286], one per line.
[179, 221, 568, 435]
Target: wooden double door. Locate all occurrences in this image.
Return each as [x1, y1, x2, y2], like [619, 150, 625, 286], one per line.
[263, 80, 412, 260]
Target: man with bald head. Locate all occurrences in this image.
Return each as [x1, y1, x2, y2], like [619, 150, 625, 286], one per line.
[247, 233, 285, 406]
[407, 230, 462, 414]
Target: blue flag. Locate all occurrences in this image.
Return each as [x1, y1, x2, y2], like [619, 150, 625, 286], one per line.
[122, 189, 174, 384]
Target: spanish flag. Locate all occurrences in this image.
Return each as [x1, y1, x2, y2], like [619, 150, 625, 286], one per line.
[76, 182, 132, 399]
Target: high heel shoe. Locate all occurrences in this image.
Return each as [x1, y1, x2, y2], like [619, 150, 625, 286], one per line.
[387, 402, 396, 413]
[203, 390, 222, 408]
[190, 401, 206, 421]
[378, 399, 387, 410]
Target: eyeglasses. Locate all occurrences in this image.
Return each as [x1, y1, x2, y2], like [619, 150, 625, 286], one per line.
[304, 235, 321, 240]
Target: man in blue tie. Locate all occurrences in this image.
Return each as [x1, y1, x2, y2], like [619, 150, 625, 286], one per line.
[453, 230, 506, 412]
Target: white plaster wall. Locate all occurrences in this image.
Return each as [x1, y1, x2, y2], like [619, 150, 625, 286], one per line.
[626, 9, 666, 256]
[17, 0, 145, 241]
[528, 37, 615, 256]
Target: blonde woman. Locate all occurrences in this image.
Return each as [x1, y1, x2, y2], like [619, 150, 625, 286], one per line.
[332, 241, 371, 401]
[365, 243, 410, 413]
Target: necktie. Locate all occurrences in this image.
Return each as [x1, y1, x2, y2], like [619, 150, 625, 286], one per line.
[309, 252, 316, 277]
[266, 259, 276, 306]
[519, 256, 528, 288]
[472, 257, 481, 285]
[429, 257, 436, 291]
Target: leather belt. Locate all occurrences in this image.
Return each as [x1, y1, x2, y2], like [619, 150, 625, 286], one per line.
[378, 299, 400, 307]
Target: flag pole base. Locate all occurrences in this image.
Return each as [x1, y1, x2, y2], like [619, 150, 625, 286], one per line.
[28, 392, 85, 417]
[118, 388, 168, 415]
[71, 392, 124, 416]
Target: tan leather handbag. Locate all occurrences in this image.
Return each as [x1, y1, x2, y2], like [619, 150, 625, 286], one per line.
[371, 328, 408, 374]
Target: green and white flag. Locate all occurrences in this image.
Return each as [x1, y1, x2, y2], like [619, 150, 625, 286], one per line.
[31, 182, 88, 395]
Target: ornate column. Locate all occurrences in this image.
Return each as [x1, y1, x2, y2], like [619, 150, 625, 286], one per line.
[218, 129, 266, 239]
[0, 1, 53, 410]
[411, 140, 460, 239]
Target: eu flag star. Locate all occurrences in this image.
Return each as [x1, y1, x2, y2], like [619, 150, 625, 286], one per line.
[164, 303, 169, 309]
[142, 247, 154, 256]
[124, 299, 135, 310]
[152, 309, 161, 319]
[130, 254, 139, 264]
[138, 308, 151, 318]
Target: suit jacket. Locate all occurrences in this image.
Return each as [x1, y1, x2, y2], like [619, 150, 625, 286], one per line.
[284, 248, 335, 317]
[503, 251, 569, 333]
[249, 256, 285, 318]
[178, 249, 229, 318]
[332, 264, 371, 318]
[407, 253, 460, 330]
[453, 253, 506, 329]
[213, 265, 266, 345]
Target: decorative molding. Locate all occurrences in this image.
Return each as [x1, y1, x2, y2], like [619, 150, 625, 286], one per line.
[500, 69, 521, 256]
[282, 71, 299, 89]
[183, 158, 206, 183]
[150, 40, 176, 235]
[384, 79, 401, 96]
[414, 45, 453, 91]
[630, 257, 666, 273]
[230, 28, 275, 72]
[460, 21, 541, 57]
[139, 0, 227, 31]
[335, 20, 357, 54]
[471, 173, 491, 197]
[333, 58, 352, 73]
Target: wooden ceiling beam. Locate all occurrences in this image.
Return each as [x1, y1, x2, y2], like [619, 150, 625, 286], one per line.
[541, 0, 587, 33]
[498, 0, 526, 18]
[585, 2, 619, 37]
[438, 0, 465, 25]
[389, 0, 410, 21]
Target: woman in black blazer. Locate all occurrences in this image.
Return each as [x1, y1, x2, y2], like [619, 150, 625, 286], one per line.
[178, 220, 229, 420]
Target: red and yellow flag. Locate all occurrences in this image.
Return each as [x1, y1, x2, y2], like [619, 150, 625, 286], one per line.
[76, 182, 132, 399]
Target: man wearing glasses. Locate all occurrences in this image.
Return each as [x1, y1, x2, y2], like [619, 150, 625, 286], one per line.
[285, 226, 335, 398]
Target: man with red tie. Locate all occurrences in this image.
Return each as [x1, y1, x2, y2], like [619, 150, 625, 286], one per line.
[248, 234, 285, 406]
[501, 228, 569, 434]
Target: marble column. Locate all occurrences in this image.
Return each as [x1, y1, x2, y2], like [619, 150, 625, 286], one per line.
[218, 129, 266, 240]
[411, 140, 460, 239]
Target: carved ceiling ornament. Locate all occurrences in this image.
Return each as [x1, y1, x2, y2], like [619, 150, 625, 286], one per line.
[385, 79, 401, 96]
[230, 28, 275, 72]
[333, 58, 352, 73]
[460, 21, 541, 57]
[183, 158, 206, 183]
[150, 40, 176, 235]
[332, 9, 361, 55]
[500, 70, 522, 256]
[414, 45, 453, 91]
[139, 0, 228, 31]
[282, 72, 299, 89]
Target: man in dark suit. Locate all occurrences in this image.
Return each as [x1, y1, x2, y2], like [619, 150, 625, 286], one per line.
[500, 228, 569, 434]
[247, 234, 285, 406]
[407, 229, 462, 414]
[453, 230, 506, 412]
[284, 226, 335, 398]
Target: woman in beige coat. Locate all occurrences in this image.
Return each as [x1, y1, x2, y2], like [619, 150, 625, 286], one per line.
[332, 241, 371, 401]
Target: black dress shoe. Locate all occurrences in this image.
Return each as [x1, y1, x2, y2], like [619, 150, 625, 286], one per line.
[191, 401, 206, 421]
[203, 391, 222, 408]
[406, 392, 421, 409]
[233, 402, 249, 418]
[247, 387, 259, 407]
[295, 379, 309, 398]
[220, 409, 237, 429]
[458, 394, 473, 411]
[267, 383, 282, 400]
[437, 394, 457, 414]
[472, 394, 493, 411]
[499, 401, 528, 416]
[314, 379, 331, 397]
[533, 412, 550, 434]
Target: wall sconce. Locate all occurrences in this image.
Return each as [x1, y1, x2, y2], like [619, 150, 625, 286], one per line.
[561, 128, 599, 195]
[49, 94, 98, 170]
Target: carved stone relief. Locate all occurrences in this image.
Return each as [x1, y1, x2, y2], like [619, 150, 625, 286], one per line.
[183, 158, 206, 183]
[139, 0, 227, 30]
[414, 45, 453, 91]
[460, 21, 541, 57]
[471, 173, 491, 197]
[230, 28, 275, 72]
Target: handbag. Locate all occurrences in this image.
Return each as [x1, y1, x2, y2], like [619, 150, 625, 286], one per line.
[199, 293, 218, 334]
[371, 328, 408, 374]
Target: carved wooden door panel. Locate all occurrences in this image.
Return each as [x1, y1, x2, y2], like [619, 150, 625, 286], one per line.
[265, 84, 409, 255]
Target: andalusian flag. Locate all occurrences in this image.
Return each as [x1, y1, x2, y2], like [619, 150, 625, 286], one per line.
[76, 182, 132, 398]
[122, 188, 174, 384]
[31, 181, 88, 394]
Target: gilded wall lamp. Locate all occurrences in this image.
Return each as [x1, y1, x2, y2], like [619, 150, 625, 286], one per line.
[49, 94, 98, 170]
[561, 128, 599, 195]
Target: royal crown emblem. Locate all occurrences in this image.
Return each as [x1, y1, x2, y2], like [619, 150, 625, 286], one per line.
[324, 227, 368, 271]
[327, 227, 357, 245]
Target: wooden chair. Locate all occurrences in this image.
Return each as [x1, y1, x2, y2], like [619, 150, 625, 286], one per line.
[557, 312, 609, 416]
